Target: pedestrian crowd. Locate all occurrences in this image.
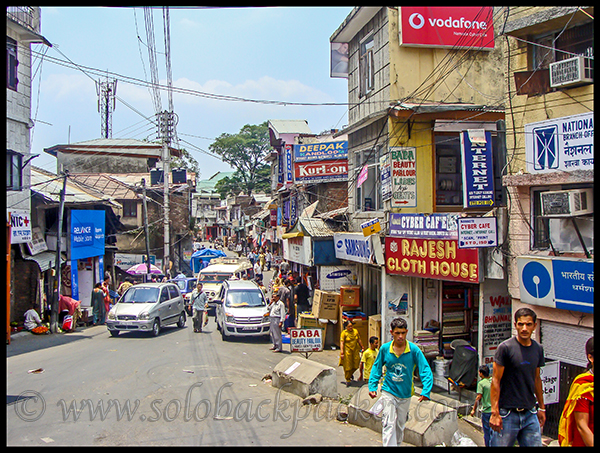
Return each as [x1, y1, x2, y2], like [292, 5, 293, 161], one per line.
[17, 240, 594, 448]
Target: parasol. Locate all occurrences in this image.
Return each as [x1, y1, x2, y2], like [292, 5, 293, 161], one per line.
[126, 263, 162, 275]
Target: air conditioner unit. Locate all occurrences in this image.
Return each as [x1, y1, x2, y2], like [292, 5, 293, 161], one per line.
[540, 188, 593, 217]
[549, 56, 593, 88]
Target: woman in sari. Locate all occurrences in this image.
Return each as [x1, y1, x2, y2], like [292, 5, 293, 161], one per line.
[558, 336, 594, 447]
[339, 320, 364, 386]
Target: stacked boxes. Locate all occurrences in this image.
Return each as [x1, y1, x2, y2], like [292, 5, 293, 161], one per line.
[311, 289, 339, 320]
[368, 314, 382, 342]
[297, 313, 328, 339]
[340, 285, 361, 307]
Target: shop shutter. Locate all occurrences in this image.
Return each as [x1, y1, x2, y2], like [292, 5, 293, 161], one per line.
[540, 320, 592, 368]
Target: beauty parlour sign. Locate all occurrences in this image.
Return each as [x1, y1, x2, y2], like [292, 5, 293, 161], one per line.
[385, 237, 480, 283]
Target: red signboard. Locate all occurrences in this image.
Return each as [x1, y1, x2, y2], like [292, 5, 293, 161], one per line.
[293, 159, 348, 184]
[399, 7, 494, 50]
[385, 237, 480, 283]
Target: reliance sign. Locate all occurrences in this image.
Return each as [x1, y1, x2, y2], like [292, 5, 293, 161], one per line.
[399, 7, 494, 50]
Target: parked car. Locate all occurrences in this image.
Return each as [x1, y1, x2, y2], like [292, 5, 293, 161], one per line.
[214, 279, 270, 341]
[197, 257, 253, 315]
[169, 277, 197, 316]
[106, 282, 186, 337]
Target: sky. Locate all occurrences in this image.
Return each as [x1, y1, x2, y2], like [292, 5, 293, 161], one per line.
[30, 6, 352, 179]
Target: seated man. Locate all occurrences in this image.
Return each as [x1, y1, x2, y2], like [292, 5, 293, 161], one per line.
[24, 304, 43, 331]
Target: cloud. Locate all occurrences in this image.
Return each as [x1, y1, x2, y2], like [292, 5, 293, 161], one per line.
[41, 72, 96, 101]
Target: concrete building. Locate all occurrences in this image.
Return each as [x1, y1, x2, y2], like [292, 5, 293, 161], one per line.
[500, 6, 593, 438]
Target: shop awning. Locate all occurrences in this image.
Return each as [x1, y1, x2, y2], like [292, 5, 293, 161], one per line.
[21, 250, 65, 273]
[282, 230, 304, 239]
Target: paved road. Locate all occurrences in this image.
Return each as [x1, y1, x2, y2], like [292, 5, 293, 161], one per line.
[7, 318, 381, 446]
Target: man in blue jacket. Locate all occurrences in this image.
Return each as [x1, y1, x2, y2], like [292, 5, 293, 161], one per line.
[368, 317, 433, 446]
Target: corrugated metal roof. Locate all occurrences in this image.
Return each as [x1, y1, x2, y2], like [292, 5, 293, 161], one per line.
[44, 138, 181, 158]
[294, 217, 345, 238]
[392, 102, 504, 114]
[30, 167, 121, 208]
[68, 174, 139, 200]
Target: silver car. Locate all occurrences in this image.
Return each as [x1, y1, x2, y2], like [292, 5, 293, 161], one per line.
[106, 282, 186, 337]
[214, 280, 270, 341]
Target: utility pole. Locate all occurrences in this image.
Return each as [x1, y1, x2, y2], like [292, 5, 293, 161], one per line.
[141, 178, 151, 277]
[159, 110, 174, 277]
[51, 171, 68, 333]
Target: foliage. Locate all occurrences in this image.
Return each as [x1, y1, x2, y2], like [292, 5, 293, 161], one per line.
[209, 122, 272, 196]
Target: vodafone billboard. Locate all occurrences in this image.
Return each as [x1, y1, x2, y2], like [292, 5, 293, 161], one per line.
[399, 7, 495, 50]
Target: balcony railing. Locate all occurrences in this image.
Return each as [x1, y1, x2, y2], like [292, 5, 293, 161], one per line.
[7, 7, 38, 33]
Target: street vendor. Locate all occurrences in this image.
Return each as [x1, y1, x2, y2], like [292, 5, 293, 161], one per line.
[24, 303, 43, 331]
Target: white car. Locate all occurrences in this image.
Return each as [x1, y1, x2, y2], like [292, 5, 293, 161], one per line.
[214, 280, 270, 341]
[106, 282, 186, 337]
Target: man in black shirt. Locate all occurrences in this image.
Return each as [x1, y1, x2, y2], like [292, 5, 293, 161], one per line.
[490, 307, 546, 447]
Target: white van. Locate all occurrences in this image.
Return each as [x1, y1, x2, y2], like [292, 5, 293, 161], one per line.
[197, 257, 254, 314]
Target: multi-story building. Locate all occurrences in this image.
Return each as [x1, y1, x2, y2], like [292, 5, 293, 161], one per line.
[501, 6, 593, 438]
[7, 7, 51, 337]
[330, 6, 509, 371]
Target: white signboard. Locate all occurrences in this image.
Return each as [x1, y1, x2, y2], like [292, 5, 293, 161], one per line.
[458, 217, 498, 248]
[525, 112, 594, 174]
[283, 236, 312, 266]
[540, 361, 560, 405]
[289, 328, 323, 352]
[390, 146, 417, 208]
[334, 232, 373, 264]
[8, 209, 32, 244]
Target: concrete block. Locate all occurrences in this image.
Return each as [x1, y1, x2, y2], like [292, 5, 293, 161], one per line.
[346, 384, 458, 447]
[271, 356, 338, 399]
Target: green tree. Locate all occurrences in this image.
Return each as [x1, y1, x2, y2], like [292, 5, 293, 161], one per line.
[209, 122, 272, 196]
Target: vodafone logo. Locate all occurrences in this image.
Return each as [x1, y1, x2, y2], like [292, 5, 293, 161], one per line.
[408, 12, 424, 30]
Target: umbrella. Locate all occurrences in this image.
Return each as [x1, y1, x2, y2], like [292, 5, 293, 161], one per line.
[126, 263, 162, 275]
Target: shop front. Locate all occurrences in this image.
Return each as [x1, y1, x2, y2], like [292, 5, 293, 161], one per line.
[384, 212, 511, 385]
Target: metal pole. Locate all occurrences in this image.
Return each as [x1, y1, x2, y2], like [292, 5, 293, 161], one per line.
[51, 171, 68, 333]
[161, 111, 171, 278]
[7, 221, 11, 344]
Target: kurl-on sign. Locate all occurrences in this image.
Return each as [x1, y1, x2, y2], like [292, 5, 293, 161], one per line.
[399, 7, 495, 50]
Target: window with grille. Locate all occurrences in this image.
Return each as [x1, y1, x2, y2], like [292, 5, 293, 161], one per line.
[532, 22, 593, 80]
[122, 200, 138, 218]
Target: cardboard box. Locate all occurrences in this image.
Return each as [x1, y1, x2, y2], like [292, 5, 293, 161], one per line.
[368, 314, 382, 343]
[297, 313, 328, 342]
[311, 289, 339, 320]
[340, 285, 361, 307]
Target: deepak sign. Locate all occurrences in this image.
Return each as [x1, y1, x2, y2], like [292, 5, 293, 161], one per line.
[399, 7, 495, 50]
[385, 237, 480, 283]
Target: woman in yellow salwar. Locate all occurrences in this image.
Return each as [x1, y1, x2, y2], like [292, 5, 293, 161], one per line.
[339, 320, 364, 386]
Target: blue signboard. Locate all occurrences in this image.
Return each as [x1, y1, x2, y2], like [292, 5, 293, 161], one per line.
[70, 210, 105, 260]
[293, 140, 348, 162]
[518, 256, 593, 314]
[461, 130, 495, 208]
[389, 213, 459, 239]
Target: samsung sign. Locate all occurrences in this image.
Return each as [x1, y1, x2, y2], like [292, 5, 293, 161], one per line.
[334, 233, 373, 264]
[399, 7, 495, 50]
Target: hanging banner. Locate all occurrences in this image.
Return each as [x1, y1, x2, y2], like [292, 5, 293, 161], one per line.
[385, 237, 480, 283]
[461, 130, 495, 208]
[70, 210, 105, 260]
[380, 153, 392, 201]
[357, 164, 369, 188]
[390, 146, 417, 208]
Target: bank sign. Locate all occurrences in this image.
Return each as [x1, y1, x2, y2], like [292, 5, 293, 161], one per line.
[399, 7, 495, 50]
[70, 210, 105, 260]
[518, 256, 593, 314]
[525, 112, 594, 174]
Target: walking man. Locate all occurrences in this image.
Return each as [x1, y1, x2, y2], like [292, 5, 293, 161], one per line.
[490, 307, 546, 447]
[368, 317, 433, 446]
[268, 292, 286, 352]
[190, 282, 208, 333]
